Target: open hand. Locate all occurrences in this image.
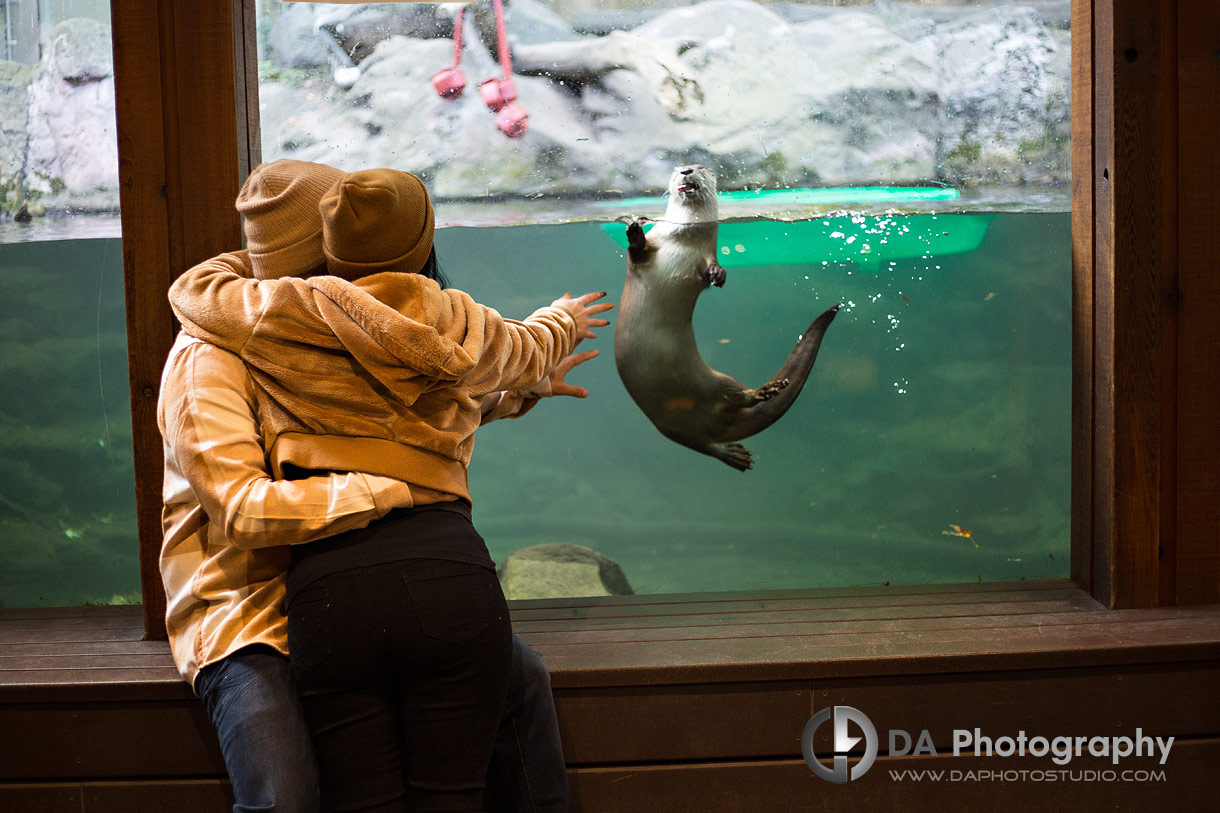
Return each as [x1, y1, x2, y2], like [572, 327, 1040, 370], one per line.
[546, 349, 601, 398]
[552, 291, 614, 342]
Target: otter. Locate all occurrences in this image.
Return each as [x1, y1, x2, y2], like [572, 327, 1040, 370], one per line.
[613, 164, 840, 471]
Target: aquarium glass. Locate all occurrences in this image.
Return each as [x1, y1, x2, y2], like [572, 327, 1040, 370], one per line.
[251, 0, 1067, 597]
[0, 229, 132, 608]
[0, 0, 133, 608]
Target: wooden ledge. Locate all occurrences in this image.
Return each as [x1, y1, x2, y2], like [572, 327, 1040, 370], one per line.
[513, 580, 1220, 686]
[3, 580, 1220, 703]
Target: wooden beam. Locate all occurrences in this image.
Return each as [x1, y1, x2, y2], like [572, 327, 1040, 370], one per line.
[1090, 0, 1180, 608]
[110, 0, 172, 642]
[1069, 0, 1095, 596]
[110, 0, 260, 639]
[233, 0, 263, 177]
[1174, 0, 1220, 604]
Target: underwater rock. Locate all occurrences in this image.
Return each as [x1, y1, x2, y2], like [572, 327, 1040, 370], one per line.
[499, 543, 634, 600]
[25, 18, 118, 204]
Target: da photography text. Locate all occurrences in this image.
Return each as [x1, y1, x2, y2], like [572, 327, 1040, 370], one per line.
[802, 706, 1174, 784]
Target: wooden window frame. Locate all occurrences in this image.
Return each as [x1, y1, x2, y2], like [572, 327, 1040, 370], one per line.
[110, 0, 1218, 640]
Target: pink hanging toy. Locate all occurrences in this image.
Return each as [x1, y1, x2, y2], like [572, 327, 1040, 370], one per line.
[431, 8, 467, 99]
[433, 1, 527, 138]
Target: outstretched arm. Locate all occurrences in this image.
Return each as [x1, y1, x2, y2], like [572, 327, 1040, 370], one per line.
[478, 348, 602, 423]
[459, 290, 613, 395]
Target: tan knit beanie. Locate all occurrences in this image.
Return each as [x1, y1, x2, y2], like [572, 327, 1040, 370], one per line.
[320, 169, 435, 281]
[236, 159, 345, 280]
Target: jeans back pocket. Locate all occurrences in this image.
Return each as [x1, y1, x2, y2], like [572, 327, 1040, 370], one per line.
[404, 566, 494, 644]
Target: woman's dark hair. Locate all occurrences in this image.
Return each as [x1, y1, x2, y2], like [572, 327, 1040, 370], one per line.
[419, 246, 448, 289]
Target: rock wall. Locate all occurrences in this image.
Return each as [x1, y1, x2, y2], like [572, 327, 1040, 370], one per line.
[1, 18, 119, 214]
[0, 2, 1069, 215]
[263, 0, 1070, 199]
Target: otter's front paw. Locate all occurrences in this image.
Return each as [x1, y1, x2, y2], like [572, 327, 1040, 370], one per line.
[705, 262, 726, 288]
[626, 219, 647, 251]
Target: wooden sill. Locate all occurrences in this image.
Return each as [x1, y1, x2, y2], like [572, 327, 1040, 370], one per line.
[3, 580, 1219, 703]
[4, 578, 1219, 811]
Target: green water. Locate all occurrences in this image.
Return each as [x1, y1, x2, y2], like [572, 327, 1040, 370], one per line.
[0, 238, 138, 607]
[447, 212, 1071, 594]
[0, 210, 1070, 606]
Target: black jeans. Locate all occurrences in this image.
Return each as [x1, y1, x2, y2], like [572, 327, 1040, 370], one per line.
[288, 558, 512, 812]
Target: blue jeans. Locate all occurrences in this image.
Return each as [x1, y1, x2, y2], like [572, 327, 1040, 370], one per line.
[488, 638, 574, 813]
[196, 644, 320, 813]
[197, 637, 571, 812]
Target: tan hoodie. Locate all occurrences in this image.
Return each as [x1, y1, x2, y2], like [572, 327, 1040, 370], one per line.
[169, 250, 577, 501]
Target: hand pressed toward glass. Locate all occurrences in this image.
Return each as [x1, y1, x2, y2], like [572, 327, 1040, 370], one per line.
[545, 349, 600, 399]
[552, 290, 613, 342]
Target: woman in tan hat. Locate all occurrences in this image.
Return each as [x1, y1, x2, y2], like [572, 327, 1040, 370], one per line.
[167, 162, 610, 811]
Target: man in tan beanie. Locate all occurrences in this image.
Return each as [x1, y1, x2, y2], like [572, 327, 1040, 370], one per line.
[238, 158, 345, 279]
[160, 160, 604, 811]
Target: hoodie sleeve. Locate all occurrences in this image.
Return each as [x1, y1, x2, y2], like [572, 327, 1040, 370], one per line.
[168, 251, 273, 356]
[444, 289, 579, 396]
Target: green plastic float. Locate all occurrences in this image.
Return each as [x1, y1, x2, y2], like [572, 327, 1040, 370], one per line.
[598, 187, 995, 272]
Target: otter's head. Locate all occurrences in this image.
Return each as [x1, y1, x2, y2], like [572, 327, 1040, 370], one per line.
[665, 165, 718, 223]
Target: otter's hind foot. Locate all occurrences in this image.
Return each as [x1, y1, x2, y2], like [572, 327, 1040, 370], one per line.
[752, 378, 790, 401]
[713, 443, 754, 471]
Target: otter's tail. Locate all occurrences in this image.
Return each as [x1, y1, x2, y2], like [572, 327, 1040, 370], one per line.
[729, 303, 840, 440]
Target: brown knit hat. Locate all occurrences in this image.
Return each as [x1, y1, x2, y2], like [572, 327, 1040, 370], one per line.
[320, 169, 435, 281]
[236, 159, 344, 280]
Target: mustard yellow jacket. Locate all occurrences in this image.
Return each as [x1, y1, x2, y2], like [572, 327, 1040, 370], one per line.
[158, 332, 414, 686]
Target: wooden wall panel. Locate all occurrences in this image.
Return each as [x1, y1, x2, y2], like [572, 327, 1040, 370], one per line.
[1174, 0, 1220, 604]
[554, 681, 810, 764]
[0, 704, 225, 779]
[568, 740, 1220, 813]
[0, 781, 233, 813]
[1087, 0, 1219, 607]
[809, 663, 1220, 755]
[109, 0, 173, 642]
